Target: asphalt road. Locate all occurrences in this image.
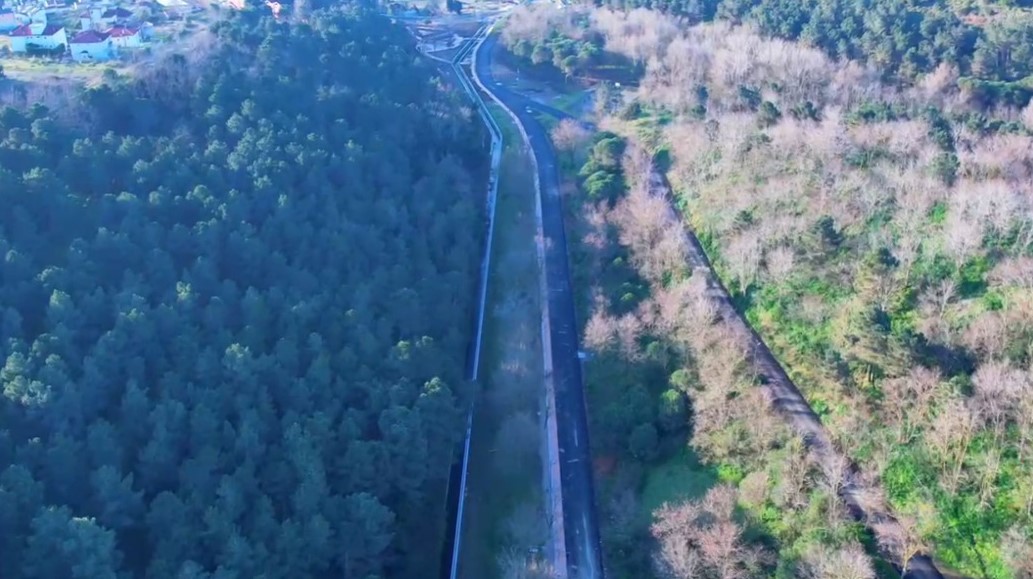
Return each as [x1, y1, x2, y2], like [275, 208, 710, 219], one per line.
[475, 33, 606, 579]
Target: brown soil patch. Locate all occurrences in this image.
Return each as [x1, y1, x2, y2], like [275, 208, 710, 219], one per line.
[594, 455, 618, 477]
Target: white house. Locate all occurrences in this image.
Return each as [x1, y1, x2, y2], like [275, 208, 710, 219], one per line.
[106, 25, 140, 48]
[28, 9, 47, 24]
[9, 23, 67, 53]
[69, 29, 114, 61]
[81, 6, 133, 30]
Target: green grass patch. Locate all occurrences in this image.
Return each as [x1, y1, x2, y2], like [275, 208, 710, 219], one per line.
[486, 102, 522, 146]
[550, 89, 592, 115]
[640, 447, 719, 516]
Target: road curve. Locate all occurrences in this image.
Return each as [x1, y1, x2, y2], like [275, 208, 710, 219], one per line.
[473, 32, 606, 579]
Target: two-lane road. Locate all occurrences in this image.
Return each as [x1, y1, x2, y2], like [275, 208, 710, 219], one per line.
[474, 33, 605, 579]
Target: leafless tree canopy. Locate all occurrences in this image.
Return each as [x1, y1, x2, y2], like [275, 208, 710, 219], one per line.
[798, 542, 876, 579]
[652, 485, 767, 579]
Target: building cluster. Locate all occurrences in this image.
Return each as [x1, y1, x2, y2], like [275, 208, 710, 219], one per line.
[1, 1, 154, 62]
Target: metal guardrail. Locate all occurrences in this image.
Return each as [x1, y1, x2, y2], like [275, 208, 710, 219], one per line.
[447, 23, 503, 579]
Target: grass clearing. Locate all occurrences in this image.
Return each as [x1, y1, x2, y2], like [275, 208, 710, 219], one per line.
[458, 103, 549, 579]
[533, 111, 558, 132]
[549, 89, 593, 116]
[0, 58, 125, 85]
[640, 448, 718, 516]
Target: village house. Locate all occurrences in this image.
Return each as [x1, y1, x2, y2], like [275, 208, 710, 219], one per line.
[78, 8, 95, 29]
[9, 22, 66, 53]
[80, 5, 133, 30]
[106, 24, 139, 48]
[69, 28, 114, 61]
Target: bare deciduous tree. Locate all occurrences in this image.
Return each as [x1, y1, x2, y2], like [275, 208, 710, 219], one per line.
[914, 63, 959, 108]
[916, 279, 957, 344]
[584, 307, 618, 352]
[872, 502, 934, 575]
[738, 471, 769, 508]
[763, 246, 795, 285]
[926, 397, 977, 495]
[971, 360, 1024, 442]
[610, 153, 690, 284]
[798, 541, 876, 579]
[1015, 372, 1033, 465]
[652, 485, 766, 579]
[961, 311, 1008, 360]
[976, 449, 1002, 509]
[501, 4, 578, 46]
[1002, 526, 1033, 579]
[550, 119, 592, 157]
[818, 451, 850, 503]
[771, 439, 813, 510]
[991, 256, 1033, 290]
[724, 231, 762, 293]
[1021, 100, 1033, 132]
[879, 366, 941, 443]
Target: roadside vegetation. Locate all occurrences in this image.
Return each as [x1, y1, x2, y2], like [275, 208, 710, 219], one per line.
[509, 3, 1033, 578]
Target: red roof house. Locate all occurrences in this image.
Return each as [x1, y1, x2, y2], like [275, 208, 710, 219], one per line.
[9, 23, 67, 53]
[106, 25, 141, 47]
[70, 29, 113, 61]
[71, 29, 110, 43]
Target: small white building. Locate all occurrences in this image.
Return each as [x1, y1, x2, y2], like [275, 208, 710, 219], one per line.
[9, 23, 67, 53]
[106, 25, 140, 48]
[28, 9, 47, 24]
[69, 29, 114, 61]
[79, 8, 100, 30]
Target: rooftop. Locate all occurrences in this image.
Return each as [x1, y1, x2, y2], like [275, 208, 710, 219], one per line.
[101, 7, 133, 18]
[10, 23, 62, 36]
[107, 25, 138, 37]
[71, 29, 109, 43]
